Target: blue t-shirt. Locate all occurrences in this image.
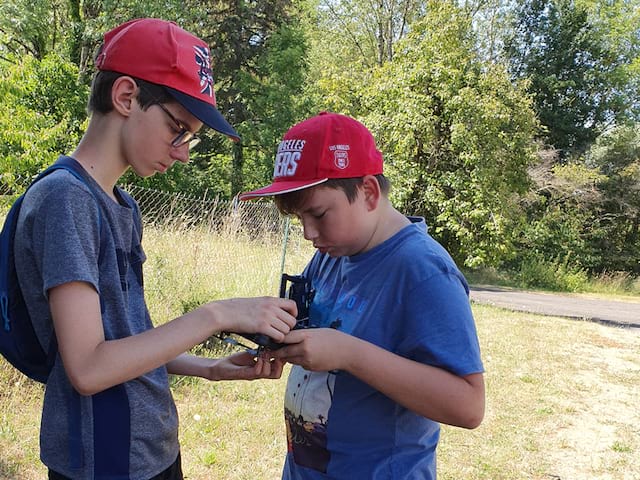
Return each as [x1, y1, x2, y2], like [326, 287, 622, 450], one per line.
[14, 157, 179, 479]
[282, 218, 483, 480]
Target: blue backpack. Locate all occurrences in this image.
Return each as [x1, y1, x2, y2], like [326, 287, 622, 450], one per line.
[0, 157, 105, 383]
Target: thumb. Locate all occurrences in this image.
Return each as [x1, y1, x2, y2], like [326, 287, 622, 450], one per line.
[282, 328, 307, 344]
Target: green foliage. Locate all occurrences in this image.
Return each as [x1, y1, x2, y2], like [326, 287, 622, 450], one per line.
[585, 123, 640, 272]
[514, 252, 589, 292]
[515, 161, 601, 269]
[513, 144, 640, 275]
[0, 53, 88, 186]
[0, 0, 72, 59]
[231, 23, 312, 194]
[121, 151, 235, 199]
[357, 2, 539, 267]
[506, 0, 640, 157]
[174, 0, 310, 197]
[1, 0, 639, 277]
[301, 1, 541, 268]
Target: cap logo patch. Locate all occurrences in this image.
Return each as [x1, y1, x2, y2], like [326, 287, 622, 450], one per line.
[330, 144, 350, 169]
[194, 45, 214, 97]
[273, 139, 306, 177]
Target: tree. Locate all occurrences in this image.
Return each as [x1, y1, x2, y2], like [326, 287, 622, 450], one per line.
[511, 122, 640, 277]
[299, 1, 540, 267]
[172, 0, 309, 197]
[0, 53, 88, 186]
[359, 2, 539, 267]
[459, 0, 519, 64]
[517, 152, 605, 276]
[585, 123, 640, 272]
[0, 0, 72, 60]
[313, 0, 422, 66]
[505, 0, 640, 158]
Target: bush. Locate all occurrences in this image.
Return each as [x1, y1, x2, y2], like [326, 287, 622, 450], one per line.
[514, 253, 589, 292]
[0, 53, 89, 185]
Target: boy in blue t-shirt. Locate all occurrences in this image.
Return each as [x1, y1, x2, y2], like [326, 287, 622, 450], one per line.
[14, 18, 297, 480]
[240, 112, 485, 479]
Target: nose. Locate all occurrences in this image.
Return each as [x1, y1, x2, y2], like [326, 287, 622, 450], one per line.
[170, 143, 191, 164]
[302, 220, 319, 242]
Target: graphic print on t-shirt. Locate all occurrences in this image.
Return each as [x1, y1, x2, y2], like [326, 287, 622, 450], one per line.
[283, 270, 370, 473]
[284, 367, 336, 473]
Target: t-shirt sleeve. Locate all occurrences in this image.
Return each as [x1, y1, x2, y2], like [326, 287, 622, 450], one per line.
[31, 180, 102, 297]
[397, 271, 484, 377]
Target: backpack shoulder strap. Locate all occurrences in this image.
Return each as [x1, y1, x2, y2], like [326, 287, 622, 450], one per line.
[0, 157, 138, 391]
[0, 158, 106, 374]
[1, 158, 102, 328]
[46, 156, 105, 231]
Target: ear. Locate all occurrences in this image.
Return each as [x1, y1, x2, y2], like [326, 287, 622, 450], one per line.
[111, 76, 138, 117]
[361, 175, 381, 211]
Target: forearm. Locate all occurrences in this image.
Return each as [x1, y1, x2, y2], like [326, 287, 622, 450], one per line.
[65, 305, 221, 394]
[167, 353, 214, 378]
[50, 282, 297, 395]
[343, 336, 485, 428]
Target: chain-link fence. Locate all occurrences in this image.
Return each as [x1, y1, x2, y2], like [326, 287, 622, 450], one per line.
[1, 173, 316, 357]
[0, 174, 286, 237]
[122, 184, 285, 235]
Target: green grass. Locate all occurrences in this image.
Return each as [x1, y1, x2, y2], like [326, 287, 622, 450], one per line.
[1, 224, 639, 479]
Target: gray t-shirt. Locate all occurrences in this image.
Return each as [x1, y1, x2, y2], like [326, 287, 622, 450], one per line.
[15, 157, 179, 479]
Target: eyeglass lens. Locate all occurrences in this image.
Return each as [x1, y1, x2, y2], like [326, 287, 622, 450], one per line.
[152, 98, 200, 149]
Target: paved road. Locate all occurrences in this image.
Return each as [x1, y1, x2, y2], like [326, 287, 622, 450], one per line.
[469, 286, 640, 328]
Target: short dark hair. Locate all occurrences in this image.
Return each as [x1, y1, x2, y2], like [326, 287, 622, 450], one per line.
[274, 174, 390, 215]
[88, 68, 173, 114]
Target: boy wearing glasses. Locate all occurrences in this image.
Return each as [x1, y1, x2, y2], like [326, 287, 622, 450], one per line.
[14, 18, 296, 480]
[240, 112, 485, 479]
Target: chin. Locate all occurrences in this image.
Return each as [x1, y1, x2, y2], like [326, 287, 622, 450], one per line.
[135, 167, 159, 178]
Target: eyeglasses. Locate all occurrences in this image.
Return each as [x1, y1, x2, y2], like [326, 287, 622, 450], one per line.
[153, 101, 201, 149]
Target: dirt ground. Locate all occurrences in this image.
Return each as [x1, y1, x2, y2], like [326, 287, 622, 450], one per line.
[470, 288, 639, 480]
[546, 326, 638, 480]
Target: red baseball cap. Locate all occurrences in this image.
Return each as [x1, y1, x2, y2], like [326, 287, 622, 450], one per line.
[95, 18, 239, 141]
[239, 112, 383, 200]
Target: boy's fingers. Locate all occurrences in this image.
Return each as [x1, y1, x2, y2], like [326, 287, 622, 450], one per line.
[282, 329, 306, 343]
[284, 297, 299, 316]
[271, 343, 297, 360]
[254, 357, 267, 376]
[279, 299, 298, 327]
[272, 298, 297, 327]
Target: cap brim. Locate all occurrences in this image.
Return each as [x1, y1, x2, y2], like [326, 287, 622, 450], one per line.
[166, 87, 240, 141]
[239, 178, 329, 201]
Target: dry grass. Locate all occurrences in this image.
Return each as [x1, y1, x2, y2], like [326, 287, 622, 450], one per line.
[439, 304, 639, 480]
[1, 224, 638, 479]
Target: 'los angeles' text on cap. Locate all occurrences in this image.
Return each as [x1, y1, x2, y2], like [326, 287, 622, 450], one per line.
[239, 112, 382, 199]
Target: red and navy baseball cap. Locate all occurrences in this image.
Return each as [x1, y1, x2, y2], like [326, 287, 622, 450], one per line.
[95, 18, 239, 141]
[239, 112, 382, 200]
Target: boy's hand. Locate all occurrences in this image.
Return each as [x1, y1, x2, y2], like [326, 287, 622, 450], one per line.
[273, 328, 351, 372]
[206, 351, 287, 381]
[206, 297, 298, 342]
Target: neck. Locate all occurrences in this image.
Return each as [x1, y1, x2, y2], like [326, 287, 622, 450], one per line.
[70, 114, 129, 200]
[362, 199, 411, 253]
